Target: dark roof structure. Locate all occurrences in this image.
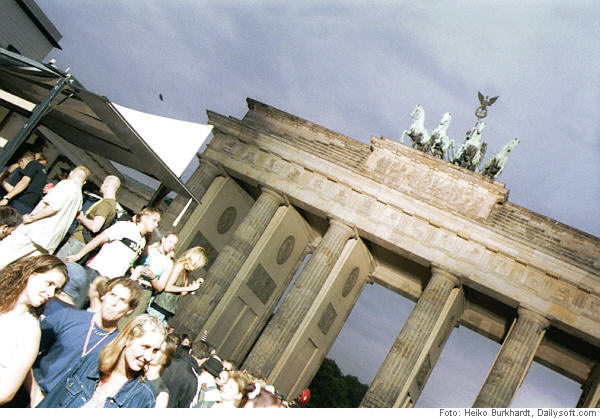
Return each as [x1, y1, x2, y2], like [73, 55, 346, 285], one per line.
[0, 48, 201, 202]
[15, 0, 62, 49]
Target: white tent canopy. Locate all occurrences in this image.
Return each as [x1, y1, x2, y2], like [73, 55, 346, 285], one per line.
[114, 104, 212, 178]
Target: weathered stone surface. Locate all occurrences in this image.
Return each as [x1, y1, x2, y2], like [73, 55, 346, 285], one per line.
[473, 308, 550, 407]
[201, 98, 600, 403]
[204, 101, 600, 349]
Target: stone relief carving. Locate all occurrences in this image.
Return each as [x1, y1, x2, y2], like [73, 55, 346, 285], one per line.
[220, 136, 239, 155]
[241, 150, 257, 164]
[342, 267, 360, 298]
[285, 166, 302, 182]
[317, 303, 338, 336]
[247, 264, 277, 305]
[217, 206, 237, 234]
[276, 235, 295, 265]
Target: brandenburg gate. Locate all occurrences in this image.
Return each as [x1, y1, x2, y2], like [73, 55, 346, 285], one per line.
[164, 98, 600, 408]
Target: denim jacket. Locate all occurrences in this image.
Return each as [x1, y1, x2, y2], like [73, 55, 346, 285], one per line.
[37, 353, 156, 408]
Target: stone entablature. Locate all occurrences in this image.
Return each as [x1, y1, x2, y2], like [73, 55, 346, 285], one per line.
[244, 98, 370, 170]
[205, 100, 600, 347]
[218, 100, 600, 280]
[485, 202, 600, 274]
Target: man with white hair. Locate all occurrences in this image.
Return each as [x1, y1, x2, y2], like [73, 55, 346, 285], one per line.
[55, 174, 120, 261]
[0, 166, 89, 269]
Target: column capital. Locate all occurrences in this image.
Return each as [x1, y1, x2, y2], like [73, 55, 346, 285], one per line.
[328, 217, 355, 236]
[430, 266, 460, 287]
[197, 155, 224, 175]
[259, 186, 286, 206]
[517, 306, 550, 329]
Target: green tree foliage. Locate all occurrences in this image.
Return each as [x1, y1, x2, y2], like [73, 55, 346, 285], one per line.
[305, 358, 368, 408]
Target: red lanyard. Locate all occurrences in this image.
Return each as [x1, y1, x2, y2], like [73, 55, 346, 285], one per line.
[82, 314, 114, 358]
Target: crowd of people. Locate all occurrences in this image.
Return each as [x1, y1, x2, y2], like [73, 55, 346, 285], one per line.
[0, 149, 294, 408]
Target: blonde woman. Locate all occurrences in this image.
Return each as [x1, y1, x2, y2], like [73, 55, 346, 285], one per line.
[38, 314, 166, 408]
[147, 247, 207, 325]
[0, 255, 67, 406]
[117, 233, 178, 329]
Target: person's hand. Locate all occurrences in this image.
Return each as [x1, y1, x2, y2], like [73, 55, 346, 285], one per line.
[22, 214, 34, 224]
[0, 198, 8, 206]
[190, 278, 204, 292]
[130, 265, 144, 280]
[76, 211, 85, 221]
[140, 266, 156, 280]
[66, 254, 81, 263]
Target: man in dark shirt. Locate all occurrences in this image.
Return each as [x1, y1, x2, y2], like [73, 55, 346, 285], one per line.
[0, 151, 47, 214]
[160, 335, 201, 408]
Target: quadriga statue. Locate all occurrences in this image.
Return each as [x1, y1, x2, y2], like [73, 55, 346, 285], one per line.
[481, 137, 520, 179]
[453, 121, 486, 172]
[401, 104, 429, 151]
[429, 112, 454, 161]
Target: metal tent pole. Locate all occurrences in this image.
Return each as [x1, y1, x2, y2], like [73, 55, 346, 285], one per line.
[0, 74, 71, 167]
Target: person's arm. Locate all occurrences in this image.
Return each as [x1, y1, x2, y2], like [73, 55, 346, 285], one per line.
[163, 265, 203, 294]
[26, 370, 45, 407]
[1, 180, 12, 192]
[154, 391, 169, 408]
[65, 229, 111, 263]
[0, 175, 31, 205]
[0, 163, 18, 184]
[150, 262, 174, 292]
[21, 202, 58, 224]
[0, 322, 40, 405]
[77, 212, 106, 233]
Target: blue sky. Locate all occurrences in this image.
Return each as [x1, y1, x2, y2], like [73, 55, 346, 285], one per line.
[35, 0, 598, 407]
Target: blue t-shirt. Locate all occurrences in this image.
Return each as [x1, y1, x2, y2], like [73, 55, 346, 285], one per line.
[34, 299, 119, 394]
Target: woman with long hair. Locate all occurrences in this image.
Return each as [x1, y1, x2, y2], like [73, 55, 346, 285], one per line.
[147, 247, 207, 325]
[0, 255, 67, 406]
[38, 314, 166, 408]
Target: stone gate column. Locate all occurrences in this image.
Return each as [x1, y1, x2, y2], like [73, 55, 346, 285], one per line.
[472, 307, 550, 408]
[160, 157, 222, 230]
[174, 187, 285, 337]
[360, 267, 462, 408]
[242, 218, 354, 379]
[578, 364, 600, 408]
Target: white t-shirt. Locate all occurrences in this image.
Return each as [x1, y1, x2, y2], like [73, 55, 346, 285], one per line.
[144, 246, 173, 278]
[20, 179, 82, 252]
[87, 221, 146, 278]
